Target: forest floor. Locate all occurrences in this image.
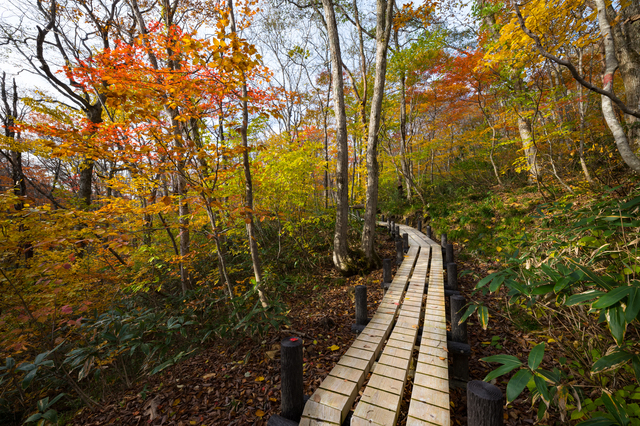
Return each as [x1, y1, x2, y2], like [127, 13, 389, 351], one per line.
[70, 227, 545, 426]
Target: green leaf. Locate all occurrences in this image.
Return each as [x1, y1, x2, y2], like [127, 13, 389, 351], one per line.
[625, 287, 640, 323]
[601, 392, 630, 426]
[506, 369, 532, 403]
[41, 409, 58, 423]
[481, 354, 522, 366]
[477, 271, 501, 288]
[570, 263, 614, 291]
[593, 287, 632, 309]
[459, 304, 478, 324]
[24, 413, 42, 423]
[484, 363, 521, 382]
[22, 368, 38, 389]
[605, 306, 627, 345]
[534, 374, 550, 402]
[566, 290, 605, 306]
[633, 356, 640, 382]
[592, 350, 633, 373]
[528, 343, 545, 370]
[478, 305, 489, 330]
[489, 275, 505, 292]
[532, 284, 554, 295]
[576, 418, 618, 426]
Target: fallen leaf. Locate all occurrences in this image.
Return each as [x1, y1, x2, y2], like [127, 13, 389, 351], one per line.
[256, 409, 265, 417]
[255, 376, 265, 382]
[329, 345, 340, 351]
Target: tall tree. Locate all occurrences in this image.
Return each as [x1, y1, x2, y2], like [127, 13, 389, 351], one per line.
[361, 0, 394, 263]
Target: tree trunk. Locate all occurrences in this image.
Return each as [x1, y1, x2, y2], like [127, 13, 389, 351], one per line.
[228, 0, 269, 307]
[321, 0, 350, 272]
[595, 0, 640, 173]
[362, 0, 394, 263]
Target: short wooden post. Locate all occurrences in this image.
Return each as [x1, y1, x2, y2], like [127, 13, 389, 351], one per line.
[280, 337, 304, 422]
[395, 225, 400, 237]
[446, 243, 454, 264]
[426, 225, 432, 239]
[395, 238, 404, 265]
[450, 294, 470, 383]
[447, 262, 458, 291]
[402, 233, 409, 253]
[381, 214, 385, 222]
[417, 218, 422, 232]
[467, 381, 504, 426]
[405, 217, 410, 225]
[382, 258, 392, 288]
[355, 285, 367, 325]
[441, 233, 447, 246]
[390, 221, 395, 237]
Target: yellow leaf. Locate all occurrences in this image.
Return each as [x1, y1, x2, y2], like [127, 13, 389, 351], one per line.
[547, 338, 556, 343]
[269, 398, 277, 402]
[256, 409, 265, 417]
[496, 247, 502, 252]
[329, 345, 340, 351]
[255, 376, 265, 382]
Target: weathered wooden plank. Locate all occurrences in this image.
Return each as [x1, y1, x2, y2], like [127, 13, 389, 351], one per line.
[351, 401, 396, 426]
[413, 372, 449, 392]
[327, 365, 366, 387]
[301, 400, 342, 424]
[366, 374, 404, 395]
[411, 384, 449, 409]
[318, 375, 357, 396]
[407, 400, 450, 426]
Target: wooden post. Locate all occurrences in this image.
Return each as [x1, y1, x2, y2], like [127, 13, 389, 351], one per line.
[417, 218, 422, 232]
[381, 214, 385, 222]
[446, 243, 454, 264]
[450, 294, 469, 383]
[405, 217, 410, 225]
[446, 262, 458, 291]
[395, 225, 400, 237]
[280, 337, 304, 422]
[441, 233, 447, 246]
[390, 221, 395, 237]
[395, 238, 404, 265]
[467, 381, 503, 426]
[382, 258, 392, 286]
[355, 285, 368, 325]
[402, 233, 409, 253]
[426, 225, 432, 239]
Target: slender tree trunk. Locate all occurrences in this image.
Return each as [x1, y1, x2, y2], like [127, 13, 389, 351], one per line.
[321, 0, 350, 272]
[576, 48, 594, 183]
[228, 0, 269, 307]
[362, 0, 394, 263]
[595, 0, 640, 173]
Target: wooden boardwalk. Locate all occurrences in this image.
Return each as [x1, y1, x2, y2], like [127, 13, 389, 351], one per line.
[300, 224, 450, 426]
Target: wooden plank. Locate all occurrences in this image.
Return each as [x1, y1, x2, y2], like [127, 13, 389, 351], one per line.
[411, 384, 449, 409]
[328, 365, 366, 387]
[299, 417, 339, 426]
[407, 400, 450, 426]
[386, 337, 414, 351]
[351, 401, 396, 426]
[318, 375, 357, 396]
[301, 399, 342, 424]
[360, 386, 402, 411]
[337, 355, 369, 372]
[413, 372, 449, 392]
[366, 374, 404, 395]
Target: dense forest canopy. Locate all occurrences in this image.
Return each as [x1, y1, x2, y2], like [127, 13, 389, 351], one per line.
[0, 0, 639, 423]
